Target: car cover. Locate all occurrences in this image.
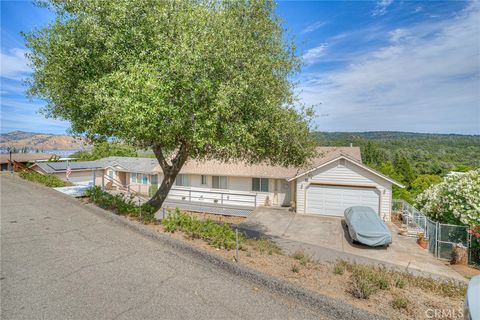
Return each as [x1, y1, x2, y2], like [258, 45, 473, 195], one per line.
[344, 206, 392, 247]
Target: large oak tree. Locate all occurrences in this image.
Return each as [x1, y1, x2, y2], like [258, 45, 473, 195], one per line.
[25, 0, 316, 210]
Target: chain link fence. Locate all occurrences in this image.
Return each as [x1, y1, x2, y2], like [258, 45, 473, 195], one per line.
[392, 199, 478, 266]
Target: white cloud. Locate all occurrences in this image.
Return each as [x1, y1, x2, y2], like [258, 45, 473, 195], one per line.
[0, 48, 31, 81]
[388, 28, 409, 43]
[302, 21, 327, 34]
[299, 4, 480, 134]
[302, 44, 328, 65]
[372, 0, 394, 17]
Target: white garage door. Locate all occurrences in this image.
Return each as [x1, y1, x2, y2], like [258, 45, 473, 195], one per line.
[306, 185, 379, 217]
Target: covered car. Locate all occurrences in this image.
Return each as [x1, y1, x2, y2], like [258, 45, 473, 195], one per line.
[344, 206, 392, 247]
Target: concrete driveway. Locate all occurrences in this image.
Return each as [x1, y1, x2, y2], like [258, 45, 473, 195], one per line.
[1, 175, 326, 320]
[240, 207, 465, 281]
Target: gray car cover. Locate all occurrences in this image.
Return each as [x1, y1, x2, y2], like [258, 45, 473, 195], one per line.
[344, 206, 392, 247]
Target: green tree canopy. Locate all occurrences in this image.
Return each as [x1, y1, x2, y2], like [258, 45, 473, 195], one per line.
[361, 141, 387, 166]
[410, 174, 442, 196]
[71, 141, 137, 161]
[394, 155, 416, 185]
[25, 0, 316, 209]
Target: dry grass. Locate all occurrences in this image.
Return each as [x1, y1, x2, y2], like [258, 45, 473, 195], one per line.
[292, 250, 312, 266]
[244, 238, 282, 255]
[129, 215, 466, 320]
[178, 210, 246, 225]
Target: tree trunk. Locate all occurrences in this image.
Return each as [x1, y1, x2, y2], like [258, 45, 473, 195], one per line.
[146, 143, 188, 211]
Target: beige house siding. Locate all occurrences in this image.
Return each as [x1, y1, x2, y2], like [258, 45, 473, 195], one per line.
[296, 159, 392, 221]
[165, 174, 289, 207]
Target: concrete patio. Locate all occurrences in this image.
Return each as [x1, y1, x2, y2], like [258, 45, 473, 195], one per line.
[240, 207, 466, 282]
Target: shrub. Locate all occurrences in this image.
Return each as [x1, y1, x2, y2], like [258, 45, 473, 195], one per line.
[18, 171, 71, 187]
[141, 204, 156, 224]
[394, 277, 407, 289]
[85, 186, 156, 222]
[416, 169, 479, 226]
[291, 265, 300, 273]
[161, 209, 240, 250]
[292, 250, 311, 266]
[333, 263, 345, 275]
[349, 265, 390, 299]
[392, 297, 409, 310]
[350, 276, 376, 299]
[338, 261, 466, 299]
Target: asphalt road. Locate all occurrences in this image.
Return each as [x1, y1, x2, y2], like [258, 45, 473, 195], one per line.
[0, 174, 323, 320]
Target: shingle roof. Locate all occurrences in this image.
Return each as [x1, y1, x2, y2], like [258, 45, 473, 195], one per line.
[30, 147, 362, 180]
[0, 153, 51, 164]
[180, 147, 361, 179]
[100, 157, 160, 174]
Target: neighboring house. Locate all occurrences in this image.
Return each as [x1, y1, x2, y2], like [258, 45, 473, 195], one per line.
[30, 147, 403, 220]
[30, 161, 104, 186]
[0, 153, 52, 171]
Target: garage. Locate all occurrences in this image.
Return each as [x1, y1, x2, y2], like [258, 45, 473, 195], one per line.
[291, 155, 404, 221]
[305, 184, 380, 217]
[67, 172, 96, 186]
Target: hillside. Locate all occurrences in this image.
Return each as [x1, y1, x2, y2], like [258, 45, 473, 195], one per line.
[0, 131, 89, 151]
[312, 131, 479, 202]
[313, 131, 480, 172]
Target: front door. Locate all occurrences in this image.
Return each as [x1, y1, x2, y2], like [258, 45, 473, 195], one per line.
[118, 171, 127, 187]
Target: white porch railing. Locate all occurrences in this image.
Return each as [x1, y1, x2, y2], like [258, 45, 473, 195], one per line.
[166, 187, 257, 208]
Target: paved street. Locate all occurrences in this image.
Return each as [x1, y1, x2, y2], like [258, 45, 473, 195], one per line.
[0, 175, 322, 320]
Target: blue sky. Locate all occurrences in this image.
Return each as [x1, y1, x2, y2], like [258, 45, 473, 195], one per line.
[1, 0, 479, 135]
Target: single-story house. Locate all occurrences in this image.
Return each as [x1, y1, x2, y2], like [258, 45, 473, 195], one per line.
[30, 161, 104, 186]
[0, 153, 52, 171]
[30, 147, 403, 220]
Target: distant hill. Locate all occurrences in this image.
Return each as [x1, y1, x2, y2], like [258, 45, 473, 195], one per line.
[313, 131, 479, 141]
[0, 131, 90, 151]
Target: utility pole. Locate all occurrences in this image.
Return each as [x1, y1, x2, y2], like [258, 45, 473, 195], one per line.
[9, 151, 12, 173]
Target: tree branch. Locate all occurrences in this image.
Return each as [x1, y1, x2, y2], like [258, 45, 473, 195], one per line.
[152, 144, 170, 171]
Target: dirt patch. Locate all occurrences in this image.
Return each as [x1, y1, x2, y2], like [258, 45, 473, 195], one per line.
[450, 264, 480, 279]
[138, 220, 465, 320]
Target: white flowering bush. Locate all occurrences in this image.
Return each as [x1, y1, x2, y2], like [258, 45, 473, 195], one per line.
[416, 170, 480, 226]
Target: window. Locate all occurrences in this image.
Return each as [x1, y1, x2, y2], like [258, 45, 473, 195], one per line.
[131, 173, 137, 183]
[108, 170, 113, 180]
[150, 174, 158, 185]
[252, 178, 269, 192]
[142, 174, 148, 185]
[176, 174, 190, 187]
[212, 176, 227, 189]
[201, 175, 208, 185]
